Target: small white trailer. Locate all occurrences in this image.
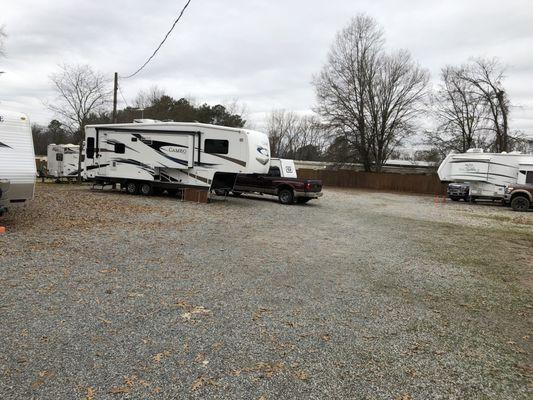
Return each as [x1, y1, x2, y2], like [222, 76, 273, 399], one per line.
[47, 143, 80, 180]
[438, 149, 533, 201]
[83, 121, 270, 194]
[0, 109, 36, 215]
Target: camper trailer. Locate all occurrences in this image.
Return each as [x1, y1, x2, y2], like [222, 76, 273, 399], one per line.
[0, 109, 36, 214]
[83, 121, 270, 194]
[438, 149, 533, 201]
[47, 143, 80, 180]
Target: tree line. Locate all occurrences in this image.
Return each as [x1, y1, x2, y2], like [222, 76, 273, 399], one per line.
[28, 15, 530, 169]
[32, 71, 246, 155]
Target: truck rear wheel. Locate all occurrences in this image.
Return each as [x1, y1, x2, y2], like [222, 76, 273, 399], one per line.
[140, 183, 153, 196]
[278, 188, 294, 205]
[126, 181, 138, 195]
[511, 195, 530, 212]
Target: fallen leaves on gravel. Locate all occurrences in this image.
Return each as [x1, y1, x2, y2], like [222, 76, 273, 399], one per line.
[109, 374, 141, 395]
[86, 387, 95, 400]
[293, 370, 310, 381]
[191, 376, 217, 391]
[395, 395, 412, 400]
[153, 351, 170, 363]
[180, 305, 211, 321]
[109, 386, 130, 394]
[252, 308, 271, 321]
[99, 268, 118, 274]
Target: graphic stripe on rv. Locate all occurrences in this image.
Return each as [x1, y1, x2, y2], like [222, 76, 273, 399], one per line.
[449, 160, 516, 169]
[0, 141, 12, 148]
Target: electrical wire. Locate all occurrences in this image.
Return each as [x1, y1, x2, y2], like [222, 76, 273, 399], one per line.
[121, 0, 193, 79]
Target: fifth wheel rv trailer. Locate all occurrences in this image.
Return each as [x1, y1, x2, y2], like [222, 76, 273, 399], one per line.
[83, 121, 270, 194]
[47, 143, 80, 180]
[438, 149, 533, 201]
[0, 109, 36, 215]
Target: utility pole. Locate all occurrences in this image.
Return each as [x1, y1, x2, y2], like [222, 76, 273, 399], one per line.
[112, 72, 118, 123]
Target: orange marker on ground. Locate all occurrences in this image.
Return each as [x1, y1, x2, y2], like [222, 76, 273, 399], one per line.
[0, 226, 5, 234]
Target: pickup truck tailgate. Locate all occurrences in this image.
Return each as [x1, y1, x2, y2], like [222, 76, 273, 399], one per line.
[305, 180, 323, 192]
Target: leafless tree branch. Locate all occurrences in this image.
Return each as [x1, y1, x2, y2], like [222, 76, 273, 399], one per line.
[313, 15, 429, 171]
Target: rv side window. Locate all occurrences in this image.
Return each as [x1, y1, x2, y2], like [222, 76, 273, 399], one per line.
[114, 143, 126, 154]
[86, 137, 95, 159]
[56, 153, 63, 162]
[205, 139, 229, 155]
[527, 171, 533, 184]
[268, 166, 281, 177]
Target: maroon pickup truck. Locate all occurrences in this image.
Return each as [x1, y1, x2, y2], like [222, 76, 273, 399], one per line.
[232, 165, 323, 204]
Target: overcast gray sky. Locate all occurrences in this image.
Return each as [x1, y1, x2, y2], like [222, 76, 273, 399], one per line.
[1, 0, 532, 138]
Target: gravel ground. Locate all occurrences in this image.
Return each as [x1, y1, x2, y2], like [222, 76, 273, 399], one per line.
[0, 183, 532, 399]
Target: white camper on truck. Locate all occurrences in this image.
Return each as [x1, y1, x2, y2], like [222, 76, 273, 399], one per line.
[83, 121, 270, 195]
[0, 109, 36, 215]
[47, 143, 80, 180]
[438, 149, 533, 201]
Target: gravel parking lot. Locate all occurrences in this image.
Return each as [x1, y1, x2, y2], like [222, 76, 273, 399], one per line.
[1, 184, 532, 399]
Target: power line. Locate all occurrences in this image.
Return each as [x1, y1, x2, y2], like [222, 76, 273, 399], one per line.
[121, 0, 193, 79]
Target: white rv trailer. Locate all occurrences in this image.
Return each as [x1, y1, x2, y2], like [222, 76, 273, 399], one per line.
[83, 121, 270, 194]
[438, 149, 533, 200]
[47, 143, 80, 179]
[0, 109, 36, 214]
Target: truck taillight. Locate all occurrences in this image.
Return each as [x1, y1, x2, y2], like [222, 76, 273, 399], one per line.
[304, 182, 312, 190]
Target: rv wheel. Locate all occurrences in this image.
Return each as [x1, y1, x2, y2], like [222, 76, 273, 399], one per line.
[126, 182, 138, 195]
[278, 188, 294, 205]
[140, 183, 153, 196]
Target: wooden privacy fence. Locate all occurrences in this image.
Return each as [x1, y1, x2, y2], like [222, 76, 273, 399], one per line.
[298, 168, 447, 195]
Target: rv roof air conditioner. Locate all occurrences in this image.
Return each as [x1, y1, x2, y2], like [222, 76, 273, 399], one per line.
[133, 119, 161, 124]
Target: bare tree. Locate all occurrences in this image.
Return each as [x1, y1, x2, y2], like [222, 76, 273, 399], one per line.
[266, 110, 328, 160]
[366, 50, 429, 170]
[267, 109, 301, 158]
[428, 65, 489, 155]
[428, 58, 516, 155]
[313, 15, 429, 171]
[457, 58, 510, 152]
[133, 85, 166, 109]
[48, 64, 111, 181]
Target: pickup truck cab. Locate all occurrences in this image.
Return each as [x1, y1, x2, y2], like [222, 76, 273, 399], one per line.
[232, 158, 323, 204]
[504, 184, 533, 212]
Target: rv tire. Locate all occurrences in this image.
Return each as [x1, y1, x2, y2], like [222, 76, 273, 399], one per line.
[126, 181, 138, 195]
[140, 183, 153, 196]
[278, 188, 294, 205]
[511, 195, 530, 212]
